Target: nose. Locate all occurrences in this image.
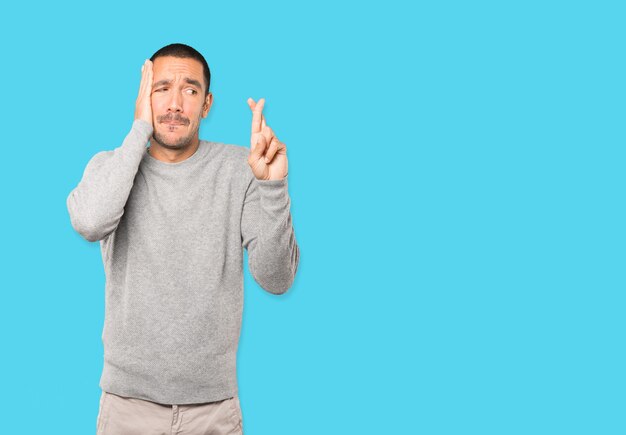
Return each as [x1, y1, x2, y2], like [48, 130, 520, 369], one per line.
[167, 90, 183, 113]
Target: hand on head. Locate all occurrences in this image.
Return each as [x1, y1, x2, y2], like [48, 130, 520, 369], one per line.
[135, 60, 153, 125]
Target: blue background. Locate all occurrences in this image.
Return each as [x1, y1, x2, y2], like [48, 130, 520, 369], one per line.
[1, 1, 624, 434]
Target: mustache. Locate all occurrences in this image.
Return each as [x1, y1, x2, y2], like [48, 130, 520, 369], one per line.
[158, 114, 189, 125]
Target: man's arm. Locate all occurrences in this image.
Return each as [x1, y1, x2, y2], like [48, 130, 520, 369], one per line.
[242, 98, 300, 294]
[66, 59, 154, 242]
[66, 120, 153, 242]
[241, 174, 300, 294]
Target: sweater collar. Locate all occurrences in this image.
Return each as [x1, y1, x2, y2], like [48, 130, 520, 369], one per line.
[143, 140, 209, 169]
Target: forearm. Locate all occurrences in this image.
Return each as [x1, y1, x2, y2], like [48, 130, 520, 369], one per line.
[66, 119, 153, 242]
[246, 177, 300, 294]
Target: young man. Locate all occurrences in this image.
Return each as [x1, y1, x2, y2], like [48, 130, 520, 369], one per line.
[67, 43, 300, 435]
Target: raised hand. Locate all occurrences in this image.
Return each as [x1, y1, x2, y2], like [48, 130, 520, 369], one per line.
[247, 98, 288, 181]
[134, 59, 153, 125]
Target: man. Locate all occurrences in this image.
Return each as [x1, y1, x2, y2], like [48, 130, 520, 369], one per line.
[66, 43, 300, 435]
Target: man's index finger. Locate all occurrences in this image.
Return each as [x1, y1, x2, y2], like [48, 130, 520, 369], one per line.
[251, 98, 265, 134]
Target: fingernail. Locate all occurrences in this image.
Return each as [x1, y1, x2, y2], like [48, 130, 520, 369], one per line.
[265, 157, 270, 163]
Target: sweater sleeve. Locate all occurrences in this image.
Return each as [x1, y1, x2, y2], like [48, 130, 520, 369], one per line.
[66, 119, 153, 242]
[241, 173, 300, 295]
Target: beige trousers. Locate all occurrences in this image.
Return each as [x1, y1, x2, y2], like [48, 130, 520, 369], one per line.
[96, 391, 244, 435]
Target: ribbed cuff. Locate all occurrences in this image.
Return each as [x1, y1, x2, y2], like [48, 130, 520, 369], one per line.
[132, 119, 154, 137]
[257, 176, 290, 215]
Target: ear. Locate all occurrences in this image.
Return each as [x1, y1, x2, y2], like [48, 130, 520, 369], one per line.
[202, 92, 213, 118]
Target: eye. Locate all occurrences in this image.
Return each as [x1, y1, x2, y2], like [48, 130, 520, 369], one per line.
[186, 89, 198, 95]
[155, 87, 168, 92]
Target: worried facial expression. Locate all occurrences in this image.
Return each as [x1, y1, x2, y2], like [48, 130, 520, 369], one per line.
[150, 56, 213, 149]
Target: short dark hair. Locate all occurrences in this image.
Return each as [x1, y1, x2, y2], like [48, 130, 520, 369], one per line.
[150, 43, 211, 95]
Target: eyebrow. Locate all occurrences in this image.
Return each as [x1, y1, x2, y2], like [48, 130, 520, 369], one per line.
[153, 77, 203, 90]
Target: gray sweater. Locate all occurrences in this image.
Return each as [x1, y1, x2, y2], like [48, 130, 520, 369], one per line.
[66, 119, 300, 405]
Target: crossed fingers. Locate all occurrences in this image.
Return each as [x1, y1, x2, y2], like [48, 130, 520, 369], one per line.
[247, 98, 284, 163]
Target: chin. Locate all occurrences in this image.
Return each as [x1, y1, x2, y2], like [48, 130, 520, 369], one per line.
[154, 130, 193, 149]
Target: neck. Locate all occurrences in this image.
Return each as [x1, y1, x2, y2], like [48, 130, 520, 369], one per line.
[148, 137, 200, 163]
